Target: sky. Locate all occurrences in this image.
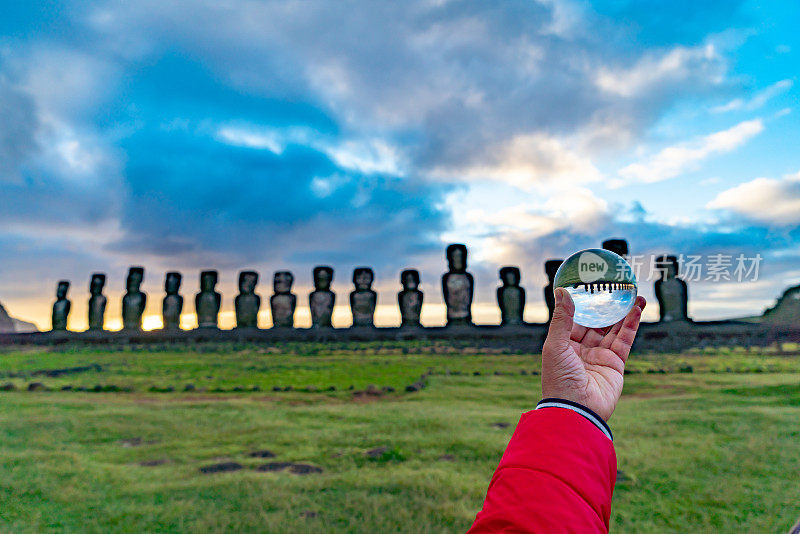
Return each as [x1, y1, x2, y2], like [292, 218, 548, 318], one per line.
[1, 0, 799, 331]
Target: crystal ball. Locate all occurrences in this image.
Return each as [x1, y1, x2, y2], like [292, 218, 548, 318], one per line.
[553, 248, 638, 328]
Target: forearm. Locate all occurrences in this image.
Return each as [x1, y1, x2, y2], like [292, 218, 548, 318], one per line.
[468, 402, 617, 533]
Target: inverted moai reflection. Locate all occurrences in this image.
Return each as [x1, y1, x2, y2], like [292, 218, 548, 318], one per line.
[196, 270, 221, 328]
[270, 271, 296, 328]
[602, 238, 629, 258]
[310, 266, 335, 328]
[52, 280, 71, 331]
[544, 259, 563, 322]
[655, 255, 689, 322]
[350, 267, 377, 328]
[398, 269, 423, 327]
[88, 273, 107, 331]
[235, 271, 260, 328]
[122, 267, 146, 331]
[498, 267, 525, 326]
[442, 244, 474, 326]
[162, 272, 183, 330]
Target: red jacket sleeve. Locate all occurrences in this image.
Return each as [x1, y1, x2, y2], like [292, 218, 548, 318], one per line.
[467, 407, 617, 534]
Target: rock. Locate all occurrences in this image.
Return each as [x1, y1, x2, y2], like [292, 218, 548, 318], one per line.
[679, 365, 693, 373]
[438, 454, 456, 462]
[27, 382, 47, 392]
[249, 450, 276, 458]
[405, 383, 422, 392]
[365, 446, 388, 458]
[300, 510, 318, 518]
[1, 383, 16, 391]
[255, 462, 292, 472]
[199, 462, 243, 474]
[491, 422, 510, 429]
[32, 364, 102, 378]
[184, 384, 196, 392]
[289, 464, 323, 475]
[381, 386, 395, 393]
[140, 459, 168, 467]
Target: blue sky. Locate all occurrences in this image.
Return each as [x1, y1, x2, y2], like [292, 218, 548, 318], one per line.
[1, 0, 798, 330]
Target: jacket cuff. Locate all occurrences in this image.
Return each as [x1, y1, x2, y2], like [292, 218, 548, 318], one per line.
[536, 398, 613, 442]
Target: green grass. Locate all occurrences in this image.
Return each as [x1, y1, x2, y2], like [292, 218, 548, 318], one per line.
[1, 344, 799, 532]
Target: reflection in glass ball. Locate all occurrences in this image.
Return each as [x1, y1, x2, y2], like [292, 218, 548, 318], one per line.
[554, 248, 638, 329]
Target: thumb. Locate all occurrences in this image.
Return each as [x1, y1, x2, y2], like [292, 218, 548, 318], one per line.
[546, 287, 574, 353]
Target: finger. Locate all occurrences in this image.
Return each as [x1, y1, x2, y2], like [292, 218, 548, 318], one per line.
[609, 299, 645, 362]
[601, 296, 646, 349]
[570, 323, 590, 343]
[544, 287, 574, 353]
[579, 327, 606, 347]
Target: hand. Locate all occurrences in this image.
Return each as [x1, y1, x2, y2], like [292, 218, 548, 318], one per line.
[541, 288, 646, 421]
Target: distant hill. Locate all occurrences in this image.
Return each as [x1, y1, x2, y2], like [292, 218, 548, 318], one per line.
[0, 301, 39, 333]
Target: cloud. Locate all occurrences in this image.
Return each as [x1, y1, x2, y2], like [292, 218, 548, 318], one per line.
[595, 44, 722, 98]
[713, 79, 793, 112]
[0, 0, 797, 327]
[619, 119, 764, 183]
[707, 171, 800, 226]
[430, 133, 602, 188]
[0, 76, 39, 183]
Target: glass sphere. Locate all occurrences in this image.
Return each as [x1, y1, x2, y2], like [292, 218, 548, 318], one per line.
[553, 248, 638, 328]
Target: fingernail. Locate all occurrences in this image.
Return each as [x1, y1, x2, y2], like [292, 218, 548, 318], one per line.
[555, 288, 563, 306]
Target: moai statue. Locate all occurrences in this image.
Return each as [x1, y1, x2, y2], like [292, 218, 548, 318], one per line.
[442, 244, 474, 326]
[122, 267, 146, 330]
[498, 267, 525, 326]
[602, 238, 629, 259]
[270, 271, 296, 328]
[654, 255, 689, 322]
[235, 271, 260, 328]
[87, 273, 107, 331]
[544, 259, 563, 322]
[350, 267, 377, 327]
[309, 266, 335, 328]
[162, 272, 183, 330]
[51, 280, 71, 331]
[195, 270, 221, 328]
[398, 269, 423, 328]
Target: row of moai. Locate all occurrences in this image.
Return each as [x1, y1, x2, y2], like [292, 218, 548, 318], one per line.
[50, 240, 689, 331]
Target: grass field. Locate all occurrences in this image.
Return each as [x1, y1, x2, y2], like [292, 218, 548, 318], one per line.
[1, 343, 799, 533]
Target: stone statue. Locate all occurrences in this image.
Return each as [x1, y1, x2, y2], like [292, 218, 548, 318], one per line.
[442, 244, 474, 326]
[350, 267, 377, 327]
[498, 266, 525, 325]
[162, 272, 183, 330]
[270, 271, 296, 328]
[195, 270, 221, 328]
[398, 269, 423, 327]
[51, 280, 71, 331]
[235, 271, 260, 328]
[309, 266, 335, 328]
[544, 259, 563, 322]
[602, 238, 629, 258]
[122, 267, 146, 330]
[87, 273, 107, 331]
[654, 255, 689, 322]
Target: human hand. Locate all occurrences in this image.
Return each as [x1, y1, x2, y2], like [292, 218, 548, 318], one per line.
[541, 288, 646, 421]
